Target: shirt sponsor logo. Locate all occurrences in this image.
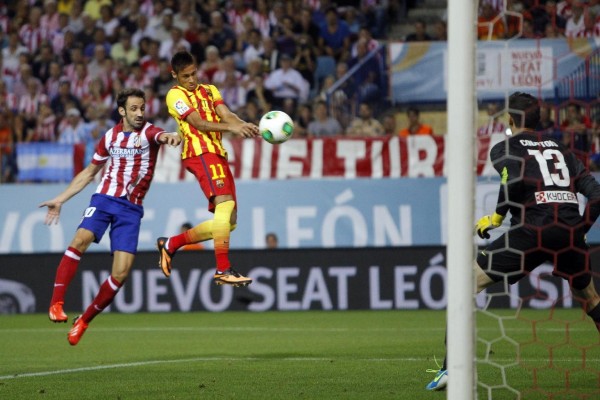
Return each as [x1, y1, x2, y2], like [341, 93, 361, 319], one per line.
[109, 147, 144, 157]
[174, 99, 190, 116]
[535, 190, 578, 204]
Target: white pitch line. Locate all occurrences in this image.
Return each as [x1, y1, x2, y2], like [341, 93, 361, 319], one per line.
[0, 356, 422, 380]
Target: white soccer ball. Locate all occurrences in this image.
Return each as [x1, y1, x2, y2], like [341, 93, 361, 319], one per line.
[259, 111, 294, 144]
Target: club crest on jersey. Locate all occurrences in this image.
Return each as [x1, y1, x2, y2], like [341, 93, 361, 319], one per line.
[215, 179, 224, 188]
[134, 134, 141, 148]
[174, 99, 190, 115]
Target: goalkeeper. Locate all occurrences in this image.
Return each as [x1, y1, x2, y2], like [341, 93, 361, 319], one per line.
[426, 92, 600, 391]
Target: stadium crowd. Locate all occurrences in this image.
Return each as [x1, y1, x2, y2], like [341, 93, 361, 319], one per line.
[3, 1, 600, 183]
[0, 0, 398, 183]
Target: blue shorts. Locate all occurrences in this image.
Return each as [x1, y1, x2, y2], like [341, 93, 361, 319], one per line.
[78, 194, 144, 254]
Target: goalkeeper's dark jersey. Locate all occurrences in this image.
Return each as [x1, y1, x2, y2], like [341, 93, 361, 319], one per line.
[490, 131, 600, 229]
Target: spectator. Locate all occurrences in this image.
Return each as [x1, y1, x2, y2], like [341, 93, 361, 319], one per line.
[347, 37, 381, 104]
[29, 102, 57, 143]
[15, 77, 48, 141]
[67, 1, 85, 34]
[87, 44, 109, 80]
[81, 77, 112, 118]
[382, 113, 398, 136]
[294, 6, 321, 47]
[318, 6, 352, 61]
[398, 107, 434, 137]
[19, 6, 48, 54]
[131, 14, 154, 47]
[41, 0, 61, 33]
[57, 107, 91, 145]
[82, 0, 112, 21]
[431, 19, 448, 41]
[139, 39, 160, 80]
[209, 10, 237, 57]
[532, 1, 567, 36]
[110, 29, 139, 66]
[293, 35, 317, 91]
[159, 26, 191, 61]
[71, 62, 91, 99]
[307, 100, 343, 137]
[227, 0, 256, 35]
[264, 53, 310, 109]
[243, 28, 265, 67]
[344, 6, 363, 34]
[213, 55, 242, 86]
[239, 100, 262, 126]
[83, 27, 111, 59]
[259, 36, 281, 74]
[32, 43, 56, 84]
[117, 1, 142, 34]
[2, 32, 28, 81]
[405, 19, 432, 41]
[245, 75, 274, 115]
[199, 45, 222, 84]
[294, 102, 313, 138]
[477, 103, 507, 136]
[76, 14, 98, 50]
[154, 8, 175, 43]
[124, 62, 152, 91]
[153, 59, 175, 98]
[266, 232, 278, 249]
[50, 12, 71, 55]
[0, 112, 15, 183]
[252, 0, 272, 38]
[143, 85, 160, 121]
[565, 3, 585, 37]
[276, 15, 297, 58]
[173, 0, 198, 32]
[96, 4, 119, 42]
[536, 105, 560, 137]
[0, 80, 17, 115]
[50, 79, 82, 120]
[351, 26, 380, 58]
[559, 102, 592, 152]
[346, 102, 385, 137]
[44, 61, 63, 99]
[478, 3, 506, 40]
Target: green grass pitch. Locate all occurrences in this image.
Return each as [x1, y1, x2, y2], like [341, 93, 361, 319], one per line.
[0, 310, 598, 399]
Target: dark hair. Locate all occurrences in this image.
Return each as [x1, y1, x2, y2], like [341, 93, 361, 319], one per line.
[407, 107, 420, 116]
[181, 222, 193, 230]
[116, 88, 145, 109]
[171, 51, 196, 73]
[508, 92, 540, 129]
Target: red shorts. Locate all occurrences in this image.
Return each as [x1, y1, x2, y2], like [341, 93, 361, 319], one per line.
[183, 153, 237, 212]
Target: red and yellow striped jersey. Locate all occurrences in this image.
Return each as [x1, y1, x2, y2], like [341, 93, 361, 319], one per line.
[166, 84, 227, 160]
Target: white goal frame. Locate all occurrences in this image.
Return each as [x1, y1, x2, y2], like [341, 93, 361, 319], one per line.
[446, 0, 477, 399]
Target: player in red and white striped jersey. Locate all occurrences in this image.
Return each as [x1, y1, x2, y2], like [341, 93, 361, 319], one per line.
[40, 88, 181, 345]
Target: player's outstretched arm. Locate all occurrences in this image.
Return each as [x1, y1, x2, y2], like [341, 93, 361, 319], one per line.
[39, 163, 103, 225]
[158, 132, 182, 146]
[215, 103, 259, 138]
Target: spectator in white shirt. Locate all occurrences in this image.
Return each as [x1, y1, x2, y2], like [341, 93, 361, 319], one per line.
[264, 53, 309, 109]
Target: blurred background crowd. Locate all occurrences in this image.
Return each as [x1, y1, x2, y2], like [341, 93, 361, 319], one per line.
[2, 0, 600, 183]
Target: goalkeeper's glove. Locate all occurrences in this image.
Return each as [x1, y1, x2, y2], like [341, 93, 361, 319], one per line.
[475, 212, 505, 239]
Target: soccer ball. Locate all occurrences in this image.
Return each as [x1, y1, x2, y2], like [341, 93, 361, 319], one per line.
[259, 111, 294, 144]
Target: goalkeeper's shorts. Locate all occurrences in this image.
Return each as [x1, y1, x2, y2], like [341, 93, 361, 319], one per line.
[476, 225, 591, 290]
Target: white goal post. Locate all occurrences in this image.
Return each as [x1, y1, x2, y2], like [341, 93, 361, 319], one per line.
[446, 0, 477, 399]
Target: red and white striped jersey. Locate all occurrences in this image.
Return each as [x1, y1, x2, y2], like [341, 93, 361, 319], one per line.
[91, 121, 166, 206]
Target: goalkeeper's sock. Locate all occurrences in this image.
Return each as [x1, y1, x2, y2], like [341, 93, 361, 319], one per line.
[169, 221, 214, 252]
[50, 247, 82, 304]
[213, 200, 235, 272]
[81, 275, 122, 323]
[586, 302, 600, 333]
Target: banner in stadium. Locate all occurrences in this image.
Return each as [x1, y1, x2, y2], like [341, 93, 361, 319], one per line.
[0, 248, 580, 313]
[3, 175, 600, 254]
[389, 38, 596, 103]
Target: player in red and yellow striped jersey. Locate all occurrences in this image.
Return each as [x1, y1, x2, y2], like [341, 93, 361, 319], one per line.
[156, 51, 259, 287]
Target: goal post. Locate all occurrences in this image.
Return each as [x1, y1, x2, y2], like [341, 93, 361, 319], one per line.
[446, 0, 477, 399]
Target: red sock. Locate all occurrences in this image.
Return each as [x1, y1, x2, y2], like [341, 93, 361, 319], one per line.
[167, 232, 188, 253]
[50, 247, 82, 305]
[81, 276, 122, 323]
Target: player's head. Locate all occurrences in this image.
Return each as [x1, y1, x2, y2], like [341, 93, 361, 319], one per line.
[508, 92, 540, 131]
[117, 88, 146, 131]
[171, 51, 198, 92]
